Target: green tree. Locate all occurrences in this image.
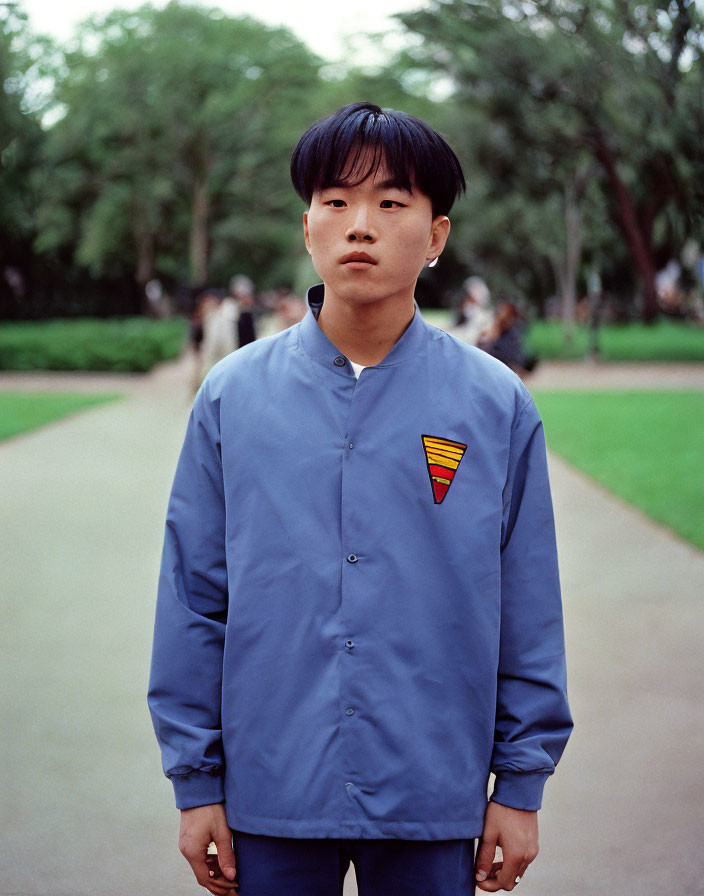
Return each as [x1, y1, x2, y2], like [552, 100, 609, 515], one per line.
[0, 2, 46, 315]
[397, 0, 704, 322]
[36, 2, 324, 308]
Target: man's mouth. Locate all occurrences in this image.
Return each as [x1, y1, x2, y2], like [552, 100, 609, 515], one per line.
[341, 252, 377, 267]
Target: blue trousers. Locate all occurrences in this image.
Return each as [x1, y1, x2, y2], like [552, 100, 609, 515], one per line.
[231, 830, 476, 895]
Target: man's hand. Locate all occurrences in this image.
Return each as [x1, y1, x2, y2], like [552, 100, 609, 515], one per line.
[179, 804, 238, 894]
[475, 801, 539, 892]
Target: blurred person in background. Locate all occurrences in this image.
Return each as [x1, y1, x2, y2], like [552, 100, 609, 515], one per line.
[272, 285, 307, 332]
[677, 242, 704, 322]
[479, 301, 538, 377]
[229, 274, 258, 348]
[145, 278, 170, 318]
[189, 290, 217, 393]
[451, 275, 494, 346]
[196, 290, 237, 389]
[188, 293, 207, 357]
[255, 286, 306, 336]
[655, 259, 685, 317]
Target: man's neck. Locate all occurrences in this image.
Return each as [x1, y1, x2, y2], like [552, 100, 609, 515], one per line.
[316, 288, 415, 367]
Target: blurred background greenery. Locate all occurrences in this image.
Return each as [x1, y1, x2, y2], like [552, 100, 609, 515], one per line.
[1, 0, 703, 335]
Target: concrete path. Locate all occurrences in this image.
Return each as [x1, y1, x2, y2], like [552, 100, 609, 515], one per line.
[2, 356, 703, 393]
[527, 359, 704, 390]
[1, 353, 702, 895]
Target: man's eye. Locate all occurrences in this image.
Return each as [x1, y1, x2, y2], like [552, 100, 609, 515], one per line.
[380, 199, 404, 209]
[325, 199, 346, 208]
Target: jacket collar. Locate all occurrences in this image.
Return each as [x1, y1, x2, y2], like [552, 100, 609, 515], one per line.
[299, 283, 428, 376]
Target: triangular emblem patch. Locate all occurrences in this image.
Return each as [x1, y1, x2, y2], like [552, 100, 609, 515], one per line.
[422, 434, 467, 504]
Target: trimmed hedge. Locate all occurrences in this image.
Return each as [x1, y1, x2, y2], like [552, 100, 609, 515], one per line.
[425, 312, 704, 361]
[0, 316, 189, 372]
[525, 319, 704, 362]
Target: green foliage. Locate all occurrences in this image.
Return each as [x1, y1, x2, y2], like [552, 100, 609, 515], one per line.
[35, 2, 326, 297]
[596, 320, 704, 361]
[525, 321, 589, 359]
[0, 316, 188, 371]
[0, 5, 47, 263]
[532, 389, 704, 550]
[0, 390, 124, 441]
[4, 0, 704, 323]
[396, 0, 704, 313]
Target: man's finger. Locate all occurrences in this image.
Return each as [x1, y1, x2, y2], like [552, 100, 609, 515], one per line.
[206, 854, 239, 889]
[495, 844, 537, 891]
[494, 849, 524, 891]
[213, 831, 237, 882]
[182, 847, 237, 893]
[515, 859, 529, 881]
[199, 859, 238, 894]
[203, 869, 238, 892]
[475, 833, 499, 883]
[205, 882, 238, 896]
[476, 862, 504, 892]
[475, 861, 529, 893]
[203, 880, 235, 893]
[180, 840, 209, 882]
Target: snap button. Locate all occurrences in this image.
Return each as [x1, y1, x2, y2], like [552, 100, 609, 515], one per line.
[345, 639, 354, 648]
[345, 707, 355, 716]
[346, 553, 358, 563]
[348, 443, 354, 449]
[333, 356, 346, 367]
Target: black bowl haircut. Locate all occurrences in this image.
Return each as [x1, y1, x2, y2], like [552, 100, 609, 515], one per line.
[290, 101, 466, 218]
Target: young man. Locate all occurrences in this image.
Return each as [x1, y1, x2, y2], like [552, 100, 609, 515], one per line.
[148, 102, 572, 896]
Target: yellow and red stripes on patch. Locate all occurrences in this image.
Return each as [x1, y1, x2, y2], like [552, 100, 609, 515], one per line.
[422, 434, 467, 505]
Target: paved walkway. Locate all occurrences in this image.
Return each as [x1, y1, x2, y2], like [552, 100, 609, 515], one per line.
[2, 354, 703, 394]
[1, 354, 702, 895]
[527, 358, 704, 390]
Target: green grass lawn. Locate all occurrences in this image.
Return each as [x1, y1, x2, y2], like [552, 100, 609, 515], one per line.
[0, 392, 124, 441]
[532, 390, 704, 551]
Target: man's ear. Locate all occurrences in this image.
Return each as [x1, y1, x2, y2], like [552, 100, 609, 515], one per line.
[302, 211, 311, 255]
[427, 216, 451, 264]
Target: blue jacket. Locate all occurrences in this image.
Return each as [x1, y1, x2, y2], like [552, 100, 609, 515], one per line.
[148, 285, 572, 839]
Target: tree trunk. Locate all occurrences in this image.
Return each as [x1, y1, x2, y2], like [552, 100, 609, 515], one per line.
[134, 224, 155, 316]
[550, 174, 582, 344]
[561, 174, 582, 340]
[591, 132, 659, 322]
[190, 174, 210, 287]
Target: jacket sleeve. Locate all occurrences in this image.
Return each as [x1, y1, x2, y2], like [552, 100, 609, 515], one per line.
[490, 395, 573, 811]
[147, 376, 228, 810]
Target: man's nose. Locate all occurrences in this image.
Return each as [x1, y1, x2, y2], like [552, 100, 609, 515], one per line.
[346, 206, 376, 243]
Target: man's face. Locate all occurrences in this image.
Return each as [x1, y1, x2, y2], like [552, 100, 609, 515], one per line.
[302, 154, 450, 309]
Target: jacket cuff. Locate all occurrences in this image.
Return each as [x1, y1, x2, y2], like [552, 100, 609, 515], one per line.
[171, 769, 225, 810]
[490, 771, 550, 811]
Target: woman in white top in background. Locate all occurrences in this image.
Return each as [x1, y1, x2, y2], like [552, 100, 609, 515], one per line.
[452, 275, 494, 346]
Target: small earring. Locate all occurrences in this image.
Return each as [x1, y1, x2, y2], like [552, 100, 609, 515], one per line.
[428, 257, 438, 268]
